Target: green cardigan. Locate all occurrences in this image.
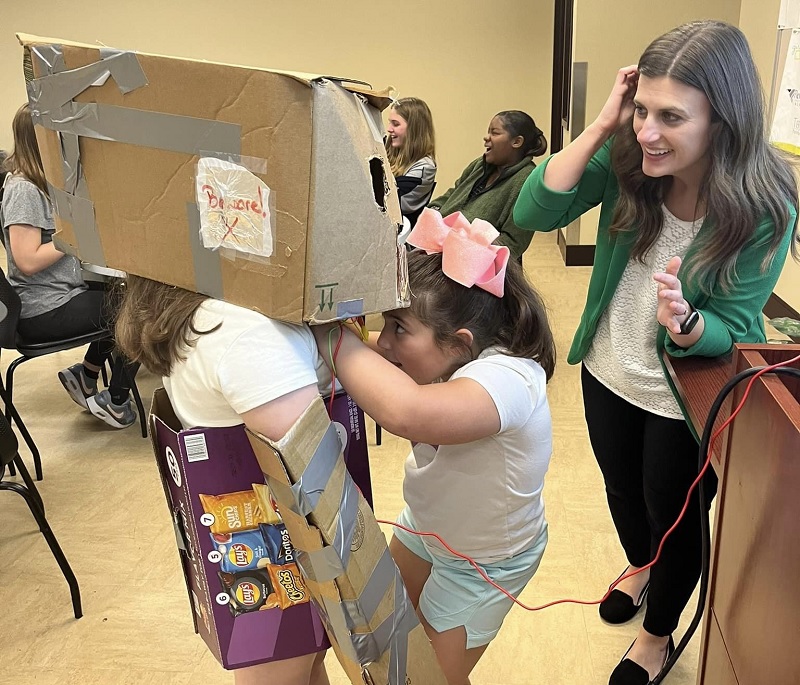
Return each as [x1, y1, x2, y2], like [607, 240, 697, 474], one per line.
[513, 140, 797, 431]
[430, 156, 536, 258]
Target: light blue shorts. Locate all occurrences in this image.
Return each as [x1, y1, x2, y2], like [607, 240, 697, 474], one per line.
[393, 507, 548, 649]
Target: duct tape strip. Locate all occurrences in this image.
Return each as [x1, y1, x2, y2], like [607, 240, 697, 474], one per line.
[28, 50, 148, 113]
[342, 548, 396, 631]
[355, 95, 385, 146]
[48, 183, 106, 266]
[291, 422, 342, 516]
[295, 546, 345, 584]
[350, 565, 417, 681]
[332, 472, 360, 567]
[40, 101, 242, 157]
[264, 474, 304, 519]
[186, 203, 224, 299]
[58, 131, 81, 195]
[30, 45, 65, 77]
[316, 594, 359, 664]
[336, 299, 364, 319]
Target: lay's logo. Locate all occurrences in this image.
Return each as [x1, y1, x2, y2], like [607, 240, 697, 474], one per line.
[228, 543, 254, 567]
[235, 581, 261, 606]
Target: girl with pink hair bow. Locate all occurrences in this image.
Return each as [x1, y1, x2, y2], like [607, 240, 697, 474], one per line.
[313, 209, 556, 685]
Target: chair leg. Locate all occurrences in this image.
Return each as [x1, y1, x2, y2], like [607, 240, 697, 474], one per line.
[0, 378, 42, 481]
[12, 454, 44, 515]
[100, 361, 109, 388]
[0, 481, 82, 619]
[375, 423, 382, 446]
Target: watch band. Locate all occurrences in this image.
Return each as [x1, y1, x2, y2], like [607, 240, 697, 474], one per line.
[678, 302, 700, 335]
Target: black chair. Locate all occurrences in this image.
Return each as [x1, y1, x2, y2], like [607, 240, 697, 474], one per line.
[0, 270, 147, 480]
[0, 406, 82, 619]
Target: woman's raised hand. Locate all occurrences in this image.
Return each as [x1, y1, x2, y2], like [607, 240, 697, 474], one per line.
[654, 256, 689, 335]
[594, 65, 639, 137]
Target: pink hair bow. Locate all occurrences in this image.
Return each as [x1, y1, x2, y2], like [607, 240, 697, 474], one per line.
[407, 208, 510, 297]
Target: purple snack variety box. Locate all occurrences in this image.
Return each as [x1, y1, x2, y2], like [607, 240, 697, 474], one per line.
[149, 388, 372, 670]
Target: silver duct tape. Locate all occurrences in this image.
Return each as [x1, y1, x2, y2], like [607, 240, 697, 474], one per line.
[264, 474, 304, 519]
[342, 548, 396, 631]
[355, 95, 385, 146]
[350, 567, 417, 683]
[58, 131, 81, 195]
[28, 50, 148, 112]
[48, 183, 106, 266]
[186, 203, 224, 299]
[332, 472, 360, 567]
[295, 546, 345, 584]
[291, 422, 342, 516]
[316, 594, 359, 664]
[336, 299, 364, 318]
[31, 45, 65, 77]
[40, 101, 242, 158]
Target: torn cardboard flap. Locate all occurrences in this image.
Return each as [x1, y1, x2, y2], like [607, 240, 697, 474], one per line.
[247, 397, 446, 685]
[17, 33, 408, 324]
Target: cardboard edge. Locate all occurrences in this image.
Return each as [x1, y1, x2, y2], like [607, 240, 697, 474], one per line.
[16, 33, 394, 108]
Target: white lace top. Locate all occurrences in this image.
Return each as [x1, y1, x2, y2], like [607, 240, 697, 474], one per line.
[583, 205, 702, 418]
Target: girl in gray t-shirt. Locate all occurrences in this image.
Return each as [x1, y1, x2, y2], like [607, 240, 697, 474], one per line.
[1, 103, 137, 429]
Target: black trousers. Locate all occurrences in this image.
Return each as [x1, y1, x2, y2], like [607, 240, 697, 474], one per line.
[581, 364, 717, 636]
[17, 282, 138, 397]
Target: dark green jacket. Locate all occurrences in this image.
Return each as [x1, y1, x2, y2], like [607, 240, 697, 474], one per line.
[514, 140, 796, 433]
[431, 156, 536, 258]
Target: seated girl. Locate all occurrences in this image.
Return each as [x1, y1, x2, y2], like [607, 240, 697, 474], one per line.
[386, 97, 437, 227]
[430, 111, 547, 259]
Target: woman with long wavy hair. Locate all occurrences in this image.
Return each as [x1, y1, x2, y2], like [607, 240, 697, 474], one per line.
[514, 20, 798, 685]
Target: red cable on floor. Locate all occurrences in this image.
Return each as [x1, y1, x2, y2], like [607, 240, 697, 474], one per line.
[376, 351, 800, 612]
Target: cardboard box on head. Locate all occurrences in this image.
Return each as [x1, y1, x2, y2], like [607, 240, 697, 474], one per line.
[17, 33, 408, 323]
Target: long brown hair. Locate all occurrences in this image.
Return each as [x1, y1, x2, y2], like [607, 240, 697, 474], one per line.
[4, 103, 49, 196]
[115, 276, 218, 377]
[385, 97, 436, 176]
[406, 249, 556, 380]
[610, 20, 798, 292]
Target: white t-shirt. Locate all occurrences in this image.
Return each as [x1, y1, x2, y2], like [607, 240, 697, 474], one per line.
[164, 299, 333, 428]
[403, 349, 552, 563]
[583, 206, 701, 419]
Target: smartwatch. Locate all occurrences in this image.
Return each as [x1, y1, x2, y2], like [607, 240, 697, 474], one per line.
[678, 302, 700, 335]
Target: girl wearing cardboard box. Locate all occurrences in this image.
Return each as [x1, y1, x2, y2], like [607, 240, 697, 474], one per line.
[116, 275, 337, 684]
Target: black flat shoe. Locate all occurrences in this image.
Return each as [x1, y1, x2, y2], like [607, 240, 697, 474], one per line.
[599, 568, 650, 624]
[608, 635, 675, 685]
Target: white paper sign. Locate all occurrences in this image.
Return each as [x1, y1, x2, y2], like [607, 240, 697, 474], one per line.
[195, 157, 273, 258]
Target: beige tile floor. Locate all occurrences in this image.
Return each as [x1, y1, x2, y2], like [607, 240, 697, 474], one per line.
[0, 231, 705, 685]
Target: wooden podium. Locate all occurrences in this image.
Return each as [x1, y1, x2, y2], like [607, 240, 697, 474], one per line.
[664, 344, 800, 685]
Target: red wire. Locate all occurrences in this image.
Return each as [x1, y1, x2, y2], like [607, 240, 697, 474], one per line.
[378, 351, 800, 612]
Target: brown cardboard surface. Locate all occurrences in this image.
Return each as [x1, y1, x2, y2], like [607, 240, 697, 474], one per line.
[247, 397, 446, 685]
[18, 34, 407, 323]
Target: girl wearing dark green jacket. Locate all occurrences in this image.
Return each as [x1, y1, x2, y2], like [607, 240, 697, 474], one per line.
[431, 110, 546, 259]
[514, 21, 797, 685]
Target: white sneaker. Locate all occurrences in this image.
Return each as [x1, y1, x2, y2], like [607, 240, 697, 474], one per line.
[87, 389, 136, 429]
